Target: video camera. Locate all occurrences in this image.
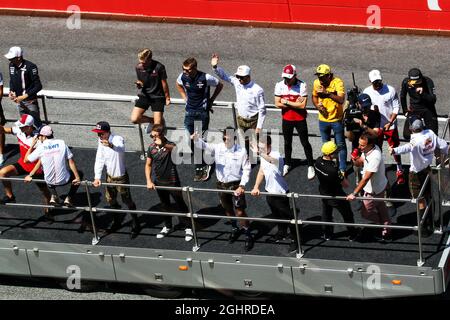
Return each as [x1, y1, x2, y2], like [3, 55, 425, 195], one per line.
[343, 73, 362, 132]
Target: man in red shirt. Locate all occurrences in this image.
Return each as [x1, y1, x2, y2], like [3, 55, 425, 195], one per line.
[274, 65, 315, 179]
[0, 115, 51, 215]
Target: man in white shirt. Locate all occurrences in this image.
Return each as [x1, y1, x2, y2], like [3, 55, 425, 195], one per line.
[347, 133, 391, 241]
[363, 69, 405, 185]
[192, 127, 253, 251]
[24, 125, 82, 210]
[390, 118, 448, 236]
[92, 121, 139, 238]
[211, 54, 265, 157]
[251, 135, 299, 253]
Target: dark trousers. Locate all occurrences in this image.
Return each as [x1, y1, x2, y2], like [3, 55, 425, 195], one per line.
[156, 186, 190, 229]
[282, 119, 314, 167]
[48, 170, 83, 199]
[266, 195, 297, 237]
[321, 198, 356, 236]
[185, 109, 209, 169]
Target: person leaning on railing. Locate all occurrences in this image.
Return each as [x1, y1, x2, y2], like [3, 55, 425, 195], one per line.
[192, 126, 253, 251]
[312, 64, 347, 175]
[91, 121, 140, 238]
[145, 123, 193, 242]
[389, 118, 449, 237]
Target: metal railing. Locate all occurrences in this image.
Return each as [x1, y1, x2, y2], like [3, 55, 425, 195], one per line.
[0, 89, 449, 266]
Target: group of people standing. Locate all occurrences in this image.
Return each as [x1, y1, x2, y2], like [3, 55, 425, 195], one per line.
[0, 45, 447, 251]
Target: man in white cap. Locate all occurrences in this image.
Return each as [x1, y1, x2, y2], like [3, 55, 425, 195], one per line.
[274, 64, 315, 179]
[389, 118, 448, 236]
[0, 115, 51, 217]
[363, 69, 405, 185]
[24, 125, 82, 208]
[4, 47, 43, 128]
[211, 53, 265, 157]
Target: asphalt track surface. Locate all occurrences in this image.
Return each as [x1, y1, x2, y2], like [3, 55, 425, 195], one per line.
[0, 15, 450, 300]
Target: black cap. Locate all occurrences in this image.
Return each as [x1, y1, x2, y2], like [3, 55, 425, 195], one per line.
[92, 121, 110, 133]
[408, 68, 423, 80]
[358, 93, 372, 109]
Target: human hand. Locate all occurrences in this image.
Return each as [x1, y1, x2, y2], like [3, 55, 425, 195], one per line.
[383, 122, 392, 131]
[211, 53, 219, 68]
[190, 132, 200, 141]
[92, 179, 102, 188]
[135, 80, 143, 89]
[165, 97, 171, 106]
[8, 91, 16, 101]
[235, 186, 245, 196]
[14, 95, 27, 103]
[72, 177, 81, 186]
[346, 193, 356, 201]
[24, 175, 33, 183]
[317, 104, 328, 118]
[251, 188, 260, 196]
[147, 181, 156, 190]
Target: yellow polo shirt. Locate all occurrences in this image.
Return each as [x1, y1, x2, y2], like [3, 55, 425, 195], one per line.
[312, 77, 345, 122]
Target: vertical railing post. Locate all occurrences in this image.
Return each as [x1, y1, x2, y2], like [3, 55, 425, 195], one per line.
[138, 124, 146, 161]
[41, 96, 49, 124]
[416, 196, 424, 267]
[184, 187, 200, 252]
[231, 103, 238, 130]
[289, 193, 303, 258]
[84, 181, 100, 245]
[437, 167, 444, 233]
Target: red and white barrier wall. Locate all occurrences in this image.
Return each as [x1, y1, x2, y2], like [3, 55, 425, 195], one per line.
[1, 0, 450, 33]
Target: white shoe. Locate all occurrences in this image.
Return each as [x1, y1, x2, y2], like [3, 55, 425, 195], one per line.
[144, 124, 152, 134]
[307, 166, 316, 180]
[156, 226, 171, 239]
[185, 228, 193, 242]
[0, 155, 4, 167]
[283, 165, 291, 176]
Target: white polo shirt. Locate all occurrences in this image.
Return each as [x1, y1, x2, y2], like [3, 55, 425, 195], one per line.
[363, 84, 400, 129]
[361, 145, 388, 194]
[195, 139, 251, 186]
[27, 139, 73, 186]
[260, 151, 289, 194]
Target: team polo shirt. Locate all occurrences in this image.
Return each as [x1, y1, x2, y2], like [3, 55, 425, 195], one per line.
[177, 71, 219, 112]
[312, 77, 345, 122]
[274, 79, 307, 121]
[135, 59, 167, 98]
[260, 151, 289, 194]
[363, 84, 400, 129]
[361, 145, 387, 195]
[11, 127, 43, 173]
[27, 139, 73, 185]
[147, 140, 180, 186]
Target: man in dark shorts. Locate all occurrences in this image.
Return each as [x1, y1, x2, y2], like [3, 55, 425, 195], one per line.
[145, 124, 193, 241]
[131, 48, 170, 130]
[0, 115, 51, 218]
[390, 119, 448, 236]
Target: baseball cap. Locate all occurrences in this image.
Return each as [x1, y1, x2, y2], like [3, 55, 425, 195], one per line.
[282, 64, 296, 79]
[15, 114, 35, 128]
[410, 118, 424, 131]
[235, 65, 251, 77]
[368, 69, 382, 83]
[358, 93, 372, 109]
[315, 64, 331, 76]
[5, 46, 23, 60]
[39, 125, 53, 137]
[92, 121, 110, 133]
[321, 141, 338, 155]
[408, 68, 423, 80]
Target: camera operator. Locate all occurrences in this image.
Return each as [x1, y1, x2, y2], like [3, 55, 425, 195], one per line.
[400, 68, 438, 139]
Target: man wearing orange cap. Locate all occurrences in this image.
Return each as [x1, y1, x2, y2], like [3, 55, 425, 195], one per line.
[274, 64, 315, 179]
[312, 64, 347, 175]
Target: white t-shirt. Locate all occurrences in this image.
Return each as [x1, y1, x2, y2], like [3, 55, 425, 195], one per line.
[361, 145, 387, 194]
[260, 151, 289, 194]
[363, 84, 400, 129]
[27, 139, 73, 186]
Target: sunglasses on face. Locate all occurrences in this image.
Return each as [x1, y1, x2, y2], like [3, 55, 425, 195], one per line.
[236, 75, 247, 80]
[182, 67, 194, 72]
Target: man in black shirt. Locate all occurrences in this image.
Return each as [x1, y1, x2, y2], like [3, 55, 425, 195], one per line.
[131, 49, 170, 129]
[400, 68, 438, 139]
[314, 141, 358, 241]
[145, 124, 193, 241]
[4, 46, 42, 128]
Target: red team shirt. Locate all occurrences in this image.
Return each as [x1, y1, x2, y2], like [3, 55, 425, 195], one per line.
[274, 79, 308, 121]
[12, 126, 43, 173]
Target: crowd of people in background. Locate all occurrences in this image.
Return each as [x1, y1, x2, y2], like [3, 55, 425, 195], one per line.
[0, 46, 447, 253]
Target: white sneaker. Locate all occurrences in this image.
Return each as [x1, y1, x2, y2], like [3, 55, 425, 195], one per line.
[156, 226, 171, 239]
[307, 166, 316, 180]
[0, 154, 4, 167]
[144, 124, 152, 134]
[185, 228, 193, 242]
[283, 165, 291, 176]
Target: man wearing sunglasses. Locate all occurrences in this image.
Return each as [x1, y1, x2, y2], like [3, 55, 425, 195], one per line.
[363, 70, 405, 185]
[312, 64, 347, 176]
[176, 57, 223, 182]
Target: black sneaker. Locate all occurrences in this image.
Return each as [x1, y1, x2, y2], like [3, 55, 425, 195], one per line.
[201, 165, 212, 182]
[347, 228, 361, 242]
[274, 231, 287, 243]
[321, 233, 332, 241]
[194, 168, 203, 182]
[228, 228, 242, 243]
[244, 235, 254, 252]
[0, 195, 16, 205]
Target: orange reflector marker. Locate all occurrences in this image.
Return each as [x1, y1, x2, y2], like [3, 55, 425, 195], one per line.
[392, 280, 402, 285]
[179, 265, 189, 271]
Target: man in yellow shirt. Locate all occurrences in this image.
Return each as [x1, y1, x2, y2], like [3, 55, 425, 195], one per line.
[312, 64, 347, 174]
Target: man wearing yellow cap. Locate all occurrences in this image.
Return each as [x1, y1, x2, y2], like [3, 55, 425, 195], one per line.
[312, 64, 347, 174]
[314, 141, 358, 241]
